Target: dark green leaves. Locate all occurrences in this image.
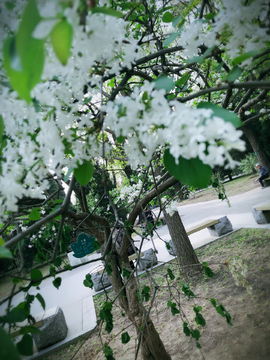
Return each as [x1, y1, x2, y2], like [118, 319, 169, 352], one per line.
[91, 6, 123, 18]
[193, 306, 206, 327]
[167, 268, 175, 280]
[181, 282, 196, 300]
[52, 277, 62, 290]
[167, 300, 180, 315]
[162, 12, 174, 23]
[0, 326, 20, 360]
[30, 269, 42, 286]
[99, 302, 113, 333]
[50, 19, 73, 65]
[28, 208, 40, 221]
[35, 293, 46, 310]
[0, 238, 13, 259]
[105, 264, 112, 276]
[83, 274, 93, 288]
[164, 150, 212, 189]
[74, 161, 94, 186]
[202, 261, 214, 278]
[153, 76, 174, 92]
[226, 66, 242, 82]
[175, 73, 189, 88]
[103, 344, 115, 360]
[232, 50, 262, 66]
[16, 334, 33, 356]
[141, 286, 150, 302]
[3, 0, 45, 103]
[121, 332, 131, 344]
[197, 102, 242, 128]
[122, 268, 131, 279]
[210, 299, 232, 325]
[49, 266, 56, 277]
[54, 256, 62, 267]
[183, 322, 201, 348]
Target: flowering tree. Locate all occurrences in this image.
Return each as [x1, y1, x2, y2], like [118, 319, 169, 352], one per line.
[1, 0, 270, 358]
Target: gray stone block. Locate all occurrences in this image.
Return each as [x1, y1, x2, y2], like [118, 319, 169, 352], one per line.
[32, 307, 68, 351]
[251, 207, 270, 224]
[208, 216, 233, 236]
[92, 270, 111, 292]
[138, 248, 158, 270]
[165, 240, 176, 256]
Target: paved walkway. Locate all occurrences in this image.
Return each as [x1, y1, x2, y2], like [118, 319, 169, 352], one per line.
[1, 185, 270, 359]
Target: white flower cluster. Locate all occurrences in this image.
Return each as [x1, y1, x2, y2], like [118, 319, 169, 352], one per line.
[179, 0, 268, 61]
[104, 82, 245, 169]
[161, 198, 178, 217]
[119, 180, 143, 203]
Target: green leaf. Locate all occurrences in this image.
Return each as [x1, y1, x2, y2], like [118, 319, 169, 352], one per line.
[203, 264, 214, 278]
[175, 73, 189, 88]
[26, 294, 35, 304]
[50, 19, 73, 65]
[167, 268, 175, 280]
[181, 282, 196, 300]
[103, 344, 115, 360]
[121, 331, 131, 344]
[74, 161, 94, 186]
[226, 66, 242, 82]
[162, 12, 174, 23]
[164, 150, 212, 189]
[163, 32, 179, 47]
[172, 15, 182, 28]
[105, 264, 112, 276]
[122, 268, 131, 279]
[35, 293, 46, 310]
[28, 208, 40, 221]
[141, 286, 150, 302]
[54, 256, 62, 267]
[165, 241, 171, 250]
[116, 135, 125, 144]
[64, 167, 73, 182]
[0, 245, 13, 259]
[197, 102, 242, 128]
[14, 0, 44, 102]
[154, 76, 175, 92]
[195, 312, 206, 327]
[12, 277, 20, 284]
[91, 6, 123, 18]
[83, 274, 93, 288]
[185, 56, 204, 65]
[232, 50, 262, 66]
[93, 240, 101, 250]
[210, 298, 216, 307]
[196, 342, 202, 349]
[19, 325, 42, 335]
[216, 304, 232, 325]
[183, 322, 190, 337]
[99, 302, 113, 333]
[191, 329, 201, 341]
[30, 269, 42, 286]
[167, 300, 180, 315]
[64, 264, 73, 271]
[5, 1, 16, 10]
[49, 266, 56, 277]
[52, 277, 62, 289]
[16, 334, 33, 356]
[0, 326, 20, 360]
[205, 13, 214, 20]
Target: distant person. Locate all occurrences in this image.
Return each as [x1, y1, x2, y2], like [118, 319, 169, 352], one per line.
[255, 163, 269, 189]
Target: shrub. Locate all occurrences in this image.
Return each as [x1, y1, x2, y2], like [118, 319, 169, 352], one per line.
[239, 153, 258, 174]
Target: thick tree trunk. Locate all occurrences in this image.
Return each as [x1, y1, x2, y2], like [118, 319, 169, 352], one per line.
[242, 124, 270, 169]
[108, 253, 172, 360]
[163, 209, 202, 276]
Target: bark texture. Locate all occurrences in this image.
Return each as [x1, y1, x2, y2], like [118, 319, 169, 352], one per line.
[242, 124, 270, 169]
[163, 209, 202, 276]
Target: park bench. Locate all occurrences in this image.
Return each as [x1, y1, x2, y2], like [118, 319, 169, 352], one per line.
[166, 217, 233, 256]
[91, 249, 158, 292]
[8, 306, 68, 351]
[251, 200, 270, 224]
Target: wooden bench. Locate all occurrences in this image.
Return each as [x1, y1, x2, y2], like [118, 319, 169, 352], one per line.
[252, 200, 270, 224]
[186, 219, 219, 236]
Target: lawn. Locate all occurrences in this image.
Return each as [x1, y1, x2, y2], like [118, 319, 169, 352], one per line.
[47, 228, 270, 360]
